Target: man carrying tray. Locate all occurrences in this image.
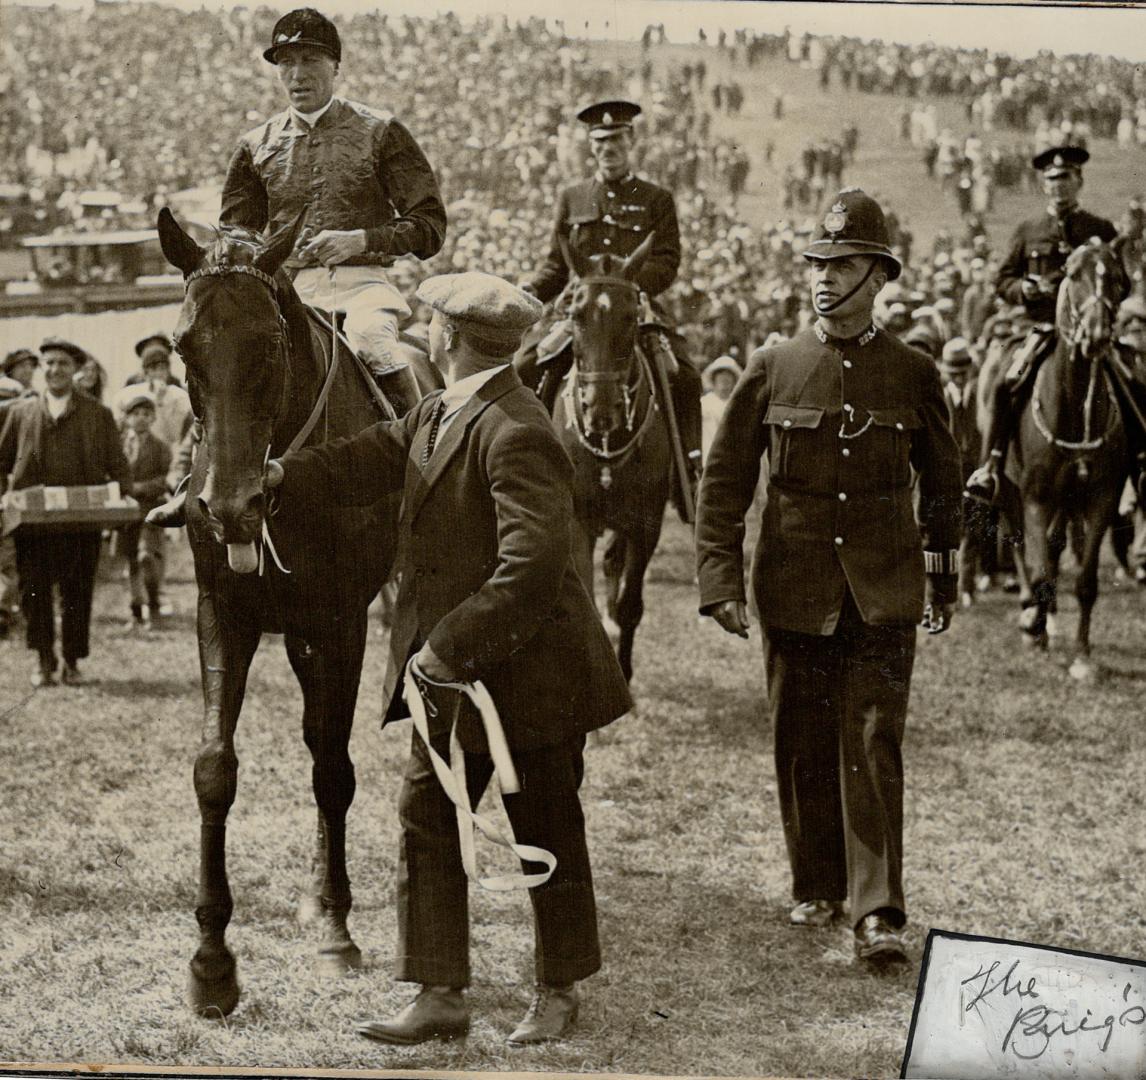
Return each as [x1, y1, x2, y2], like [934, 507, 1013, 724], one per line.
[0, 337, 131, 687]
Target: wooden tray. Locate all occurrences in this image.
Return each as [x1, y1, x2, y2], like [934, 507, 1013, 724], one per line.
[2, 505, 143, 536]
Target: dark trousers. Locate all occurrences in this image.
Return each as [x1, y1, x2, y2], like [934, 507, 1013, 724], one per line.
[763, 594, 916, 928]
[395, 709, 601, 989]
[14, 530, 103, 666]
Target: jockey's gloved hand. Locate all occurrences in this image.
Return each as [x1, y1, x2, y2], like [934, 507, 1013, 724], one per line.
[264, 459, 285, 489]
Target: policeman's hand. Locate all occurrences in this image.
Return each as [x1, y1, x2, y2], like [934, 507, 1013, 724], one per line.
[264, 458, 284, 489]
[414, 641, 457, 682]
[709, 600, 750, 638]
[299, 229, 367, 267]
[921, 602, 955, 635]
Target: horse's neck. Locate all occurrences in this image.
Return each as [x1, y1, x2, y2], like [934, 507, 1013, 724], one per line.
[1038, 339, 1104, 438]
[274, 290, 333, 449]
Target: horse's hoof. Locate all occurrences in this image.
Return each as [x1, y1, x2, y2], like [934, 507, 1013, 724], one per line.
[1069, 658, 1096, 681]
[188, 956, 240, 1019]
[296, 893, 322, 927]
[1020, 629, 1048, 651]
[316, 940, 362, 978]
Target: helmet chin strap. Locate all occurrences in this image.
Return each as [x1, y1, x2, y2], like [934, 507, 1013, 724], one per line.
[813, 258, 878, 316]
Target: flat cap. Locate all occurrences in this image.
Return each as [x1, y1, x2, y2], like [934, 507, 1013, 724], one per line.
[0, 376, 25, 400]
[40, 337, 88, 365]
[941, 337, 973, 366]
[416, 272, 543, 350]
[1033, 144, 1089, 176]
[135, 332, 173, 360]
[117, 387, 157, 414]
[704, 355, 742, 381]
[3, 347, 38, 374]
[577, 99, 641, 139]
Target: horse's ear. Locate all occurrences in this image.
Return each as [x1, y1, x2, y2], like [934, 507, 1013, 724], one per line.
[157, 207, 204, 275]
[254, 208, 307, 278]
[619, 231, 656, 282]
[559, 234, 590, 279]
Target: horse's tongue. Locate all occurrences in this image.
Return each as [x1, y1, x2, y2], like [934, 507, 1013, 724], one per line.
[227, 542, 259, 574]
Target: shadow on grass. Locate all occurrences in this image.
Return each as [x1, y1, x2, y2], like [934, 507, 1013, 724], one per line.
[92, 676, 198, 699]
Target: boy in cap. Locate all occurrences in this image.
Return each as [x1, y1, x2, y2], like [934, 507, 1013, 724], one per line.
[220, 7, 446, 416]
[516, 98, 703, 520]
[3, 348, 39, 394]
[265, 271, 630, 1045]
[696, 189, 962, 966]
[116, 388, 173, 629]
[966, 145, 1118, 500]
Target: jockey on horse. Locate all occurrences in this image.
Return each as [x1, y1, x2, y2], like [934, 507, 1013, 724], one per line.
[151, 7, 445, 526]
[515, 99, 703, 521]
[965, 145, 1122, 502]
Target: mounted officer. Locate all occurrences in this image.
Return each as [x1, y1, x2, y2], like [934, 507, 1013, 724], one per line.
[965, 145, 1116, 501]
[515, 99, 703, 519]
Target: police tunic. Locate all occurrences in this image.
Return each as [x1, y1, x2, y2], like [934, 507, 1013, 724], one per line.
[530, 174, 681, 304]
[996, 205, 1116, 324]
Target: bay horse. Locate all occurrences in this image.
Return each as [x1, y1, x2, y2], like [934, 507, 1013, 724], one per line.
[999, 241, 1131, 679]
[156, 208, 431, 1017]
[551, 234, 672, 681]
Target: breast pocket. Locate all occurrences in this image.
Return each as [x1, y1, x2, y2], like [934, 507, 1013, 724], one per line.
[858, 407, 922, 488]
[763, 403, 826, 484]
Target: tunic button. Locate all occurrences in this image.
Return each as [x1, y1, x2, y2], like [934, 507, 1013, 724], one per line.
[843, 403, 852, 411]
[608, 191, 615, 198]
[843, 359, 853, 368]
[603, 238, 612, 246]
[834, 536, 844, 546]
[842, 447, 850, 457]
[838, 492, 847, 501]
[782, 419, 792, 428]
[895, 421, 904, 430]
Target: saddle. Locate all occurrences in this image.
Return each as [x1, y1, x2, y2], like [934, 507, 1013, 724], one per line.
[1003, 324, 1056, 393]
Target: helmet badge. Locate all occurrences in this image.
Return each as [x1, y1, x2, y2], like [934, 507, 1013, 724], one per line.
[824, 202, 847, 235]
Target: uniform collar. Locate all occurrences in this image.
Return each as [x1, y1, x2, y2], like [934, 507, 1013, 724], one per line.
[595, 171, 634, 186]
[814, 321, 877, 348]
[1047, 201, 1078, 220]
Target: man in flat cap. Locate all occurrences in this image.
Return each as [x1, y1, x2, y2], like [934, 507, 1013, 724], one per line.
[2, 348, 39, 397]
[966, 145, 1118, 500]
[696, 189, 962, 966]
[0, 338, 130, 686]
[221, 6, 446, 414]
[0, 349, 38, 638]
[265, 272, 630, 1045]
[516, 98, 703, 520]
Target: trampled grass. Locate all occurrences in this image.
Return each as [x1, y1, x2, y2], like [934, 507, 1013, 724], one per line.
[1, 518, 1145, 1078]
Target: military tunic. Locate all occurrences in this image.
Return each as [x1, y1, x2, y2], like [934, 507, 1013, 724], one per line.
[696, 323, 963, 926]
[996, 205, 1116, 324]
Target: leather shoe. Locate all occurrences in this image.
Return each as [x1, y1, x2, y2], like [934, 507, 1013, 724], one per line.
[30, 667, 55, 688]
[854, 913, 908, 965]
[60, 663, 86, 687]
[507, 983, 579, 1045]
[356, 986, 468, 1045]
[789, 899, 844, 928]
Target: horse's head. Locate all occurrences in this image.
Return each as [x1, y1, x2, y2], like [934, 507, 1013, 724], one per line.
[158, 207, 305, 565]
[564, 232, 654, 437]
[1058, 239, 1131, 361]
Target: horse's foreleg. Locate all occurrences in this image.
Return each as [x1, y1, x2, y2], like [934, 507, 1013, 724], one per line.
[1019, 499, 1053, 649]
[189, 593, 260, 1018]
[1071, 493, 1118, 680]
[613, 516, 664, 683]
[287, 618, 366, 977]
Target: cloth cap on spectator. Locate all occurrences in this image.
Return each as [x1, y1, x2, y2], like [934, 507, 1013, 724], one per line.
[0, 376, 25, 400]
[118, 387, 157, 415]
[264, 8, 341, 64]
[935, 296, 956, 314]
[135, 332, 173, 362]
[1033, 145, 1089, 177]
[903, 324, 941, 359]
[577, 99, 641, 139]
[1117, 294, 1146, 326]
[40, 337, 87, 366]
[704, 355, 741, 382]
[3, 347, 38, 374]
[940, 337, 973, 371]
[416, 272, 542, 352]
[802, 188, 902, 280]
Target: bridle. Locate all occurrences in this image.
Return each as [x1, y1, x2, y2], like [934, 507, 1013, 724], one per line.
[565, 273, 659, 488]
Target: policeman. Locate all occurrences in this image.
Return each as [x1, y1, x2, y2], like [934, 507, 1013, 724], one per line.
[516, 99, 703, 517]
[695, 189, 963, 966]
[965, 145, 1117, 500]
[221, 7, 446, 412]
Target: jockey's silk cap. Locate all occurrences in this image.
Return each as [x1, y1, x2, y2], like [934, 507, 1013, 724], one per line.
[39, 337, 87, 366]
[940, 337, 973, 370]
[264, 8, 341, 64]
[1032, 144, 1089, 177]
[577, 99, 642, 139]
[2, 347, 38, 374]
[118, 387, 157, 415]
[135, 332, 173, 361]
[417, 272, 543, 349]
[802, 188, 902, 281]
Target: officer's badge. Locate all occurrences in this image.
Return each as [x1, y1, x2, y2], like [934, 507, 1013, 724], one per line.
[602, 111, 613, 125]
[824, 202, 847, 235]
[1053, 154, 1064, 167]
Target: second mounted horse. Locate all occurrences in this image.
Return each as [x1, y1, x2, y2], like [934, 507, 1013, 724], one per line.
[156, 208, 435, 1017]
[997, 240, 1132, 678]
[547, 234, 672, 681]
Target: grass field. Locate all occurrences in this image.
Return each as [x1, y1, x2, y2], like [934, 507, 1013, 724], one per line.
[1, 516, 1145, 1078]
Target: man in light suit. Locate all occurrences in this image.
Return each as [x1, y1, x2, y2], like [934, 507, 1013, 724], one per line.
[267, 271, 631, 1045]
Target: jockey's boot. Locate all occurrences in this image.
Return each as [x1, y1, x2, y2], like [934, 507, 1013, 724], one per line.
[369, 360, 420, 417]
[669, 361, 704, 524]
[147, 474, 190, 528]
[966, 374, 1019, 503]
